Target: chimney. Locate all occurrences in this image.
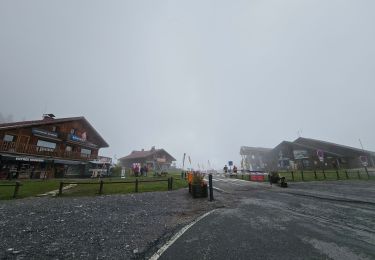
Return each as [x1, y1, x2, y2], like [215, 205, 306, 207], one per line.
[42, 114, 55, 121]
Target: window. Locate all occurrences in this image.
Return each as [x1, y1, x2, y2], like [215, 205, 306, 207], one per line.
[37, 140, 56, 152]
[3, 134, 14, 142]
[52, 126, 59, 132]
[70, 128, 76, 134]
[81, 148, 91, 155]
[65, 145, 72, 152]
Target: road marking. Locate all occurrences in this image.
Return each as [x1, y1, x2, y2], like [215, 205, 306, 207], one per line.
[149, 209, 218, 260]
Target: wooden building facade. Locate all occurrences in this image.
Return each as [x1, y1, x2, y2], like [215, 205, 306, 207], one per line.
[0, 115, 109, 179]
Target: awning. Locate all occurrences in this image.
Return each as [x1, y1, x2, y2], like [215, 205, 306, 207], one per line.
[0, 153, 47, 163]
[54, 159, 87, 165]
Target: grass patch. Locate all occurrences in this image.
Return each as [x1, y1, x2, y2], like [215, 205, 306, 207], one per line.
[0, 171, 188, 200]
[0, 180, 60, 200]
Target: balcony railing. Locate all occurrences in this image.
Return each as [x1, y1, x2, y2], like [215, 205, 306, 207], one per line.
[0, 140, 97, 161]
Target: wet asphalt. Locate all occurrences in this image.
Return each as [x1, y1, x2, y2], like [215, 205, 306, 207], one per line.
[159, 177, 375, 260]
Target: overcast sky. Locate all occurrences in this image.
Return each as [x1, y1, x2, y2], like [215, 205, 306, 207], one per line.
[1, 0, 374, 169]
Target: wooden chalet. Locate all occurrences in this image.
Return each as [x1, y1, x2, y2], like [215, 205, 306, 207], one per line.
[0, 114, 109, 179]
[119, 147, 176, 171]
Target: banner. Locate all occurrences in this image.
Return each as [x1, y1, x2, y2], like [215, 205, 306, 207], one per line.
[182, 153, 186, 168]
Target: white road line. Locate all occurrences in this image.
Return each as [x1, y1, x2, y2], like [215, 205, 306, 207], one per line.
[149, 209, 218, 260]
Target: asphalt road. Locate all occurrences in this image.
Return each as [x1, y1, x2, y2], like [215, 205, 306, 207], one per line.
[159, 176, 375, 260]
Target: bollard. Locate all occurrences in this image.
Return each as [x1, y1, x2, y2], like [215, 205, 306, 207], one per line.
[345, 170, 349, 179]
[209, 174, 214, 201]
[323, 169, 326, 180]
[59, 182, 64, 196]
[314, 170, 317, 180]
[301, 171, 304, 181]
[357, 170, 361, 179]
[291, 171, 294, 182]
[99, 180, 104, 195]
[336, 170, 340, 180]
[135, 178, 139, 192]
[170, 177, 174, 190]
[13, 181, 21, 199]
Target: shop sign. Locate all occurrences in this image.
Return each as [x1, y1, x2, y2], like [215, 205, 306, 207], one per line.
[32, 128, 58, 138]
[16, 157, 44, 162]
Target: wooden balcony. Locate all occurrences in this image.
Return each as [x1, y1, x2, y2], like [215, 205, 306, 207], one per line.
[0, 140, 97, 161]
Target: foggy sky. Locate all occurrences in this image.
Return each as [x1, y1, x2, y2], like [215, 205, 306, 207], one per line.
[1, 0, 374, 169]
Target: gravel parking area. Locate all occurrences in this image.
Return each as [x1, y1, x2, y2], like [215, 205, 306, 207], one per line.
[0, 189, 222, 259]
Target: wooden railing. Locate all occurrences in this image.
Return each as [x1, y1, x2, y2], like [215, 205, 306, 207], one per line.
[0, 140, 96, 161]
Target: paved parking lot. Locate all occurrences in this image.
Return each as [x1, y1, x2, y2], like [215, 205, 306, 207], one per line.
[158, 178, 375, 260]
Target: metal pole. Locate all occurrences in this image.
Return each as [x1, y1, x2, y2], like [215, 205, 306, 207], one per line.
[209, 174, 214, 201]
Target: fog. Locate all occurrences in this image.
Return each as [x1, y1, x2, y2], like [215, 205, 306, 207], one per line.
[1, 0, 374, 169]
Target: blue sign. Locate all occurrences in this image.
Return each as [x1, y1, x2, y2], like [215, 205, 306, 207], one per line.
[228, 161, 233, 166]
[70, 134, 85, 142]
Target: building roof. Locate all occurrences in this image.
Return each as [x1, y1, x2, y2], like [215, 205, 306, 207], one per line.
[0, 116, 109, 148]
[240, 146, 272, 155]
[119, 148, 176, 161]
[272, 140, 344, 157]
[294, 137, 375, 156]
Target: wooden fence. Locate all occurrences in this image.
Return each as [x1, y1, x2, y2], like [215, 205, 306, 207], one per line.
[0, 181, 22, 198]
[58, 177, 175, 196]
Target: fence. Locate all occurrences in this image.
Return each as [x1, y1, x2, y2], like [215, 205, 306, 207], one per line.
[0, 181, 22, 198]
[58, 177, 175, 196]
[233, 168, 374, 183]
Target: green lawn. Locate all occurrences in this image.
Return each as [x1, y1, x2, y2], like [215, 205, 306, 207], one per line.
[0, 171, 188, 199]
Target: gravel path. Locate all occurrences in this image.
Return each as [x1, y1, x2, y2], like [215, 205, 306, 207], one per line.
[0, 189, 223, 259]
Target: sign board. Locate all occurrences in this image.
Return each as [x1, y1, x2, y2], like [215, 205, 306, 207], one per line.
[32, 128, 58, 138]
[316, 150, 324, 162]
[293, 150, 309, 160]
[250, 174, 265, 182]
[360, 156, 368, 167]
[228, 161, 233, 166]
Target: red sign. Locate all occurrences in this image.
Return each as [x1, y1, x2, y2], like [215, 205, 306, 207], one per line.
[250, 175, 264, 182]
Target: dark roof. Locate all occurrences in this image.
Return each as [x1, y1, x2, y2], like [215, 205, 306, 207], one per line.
[0, 116, 109, 148]
[272, 141, 344, 157]
[294, 137, 375, 156]
[119, 148, 176, 161]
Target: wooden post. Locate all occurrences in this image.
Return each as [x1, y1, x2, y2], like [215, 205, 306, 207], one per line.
[99, 180, 104, 195]
[135, 178, 139, 192]
[357, 170, 361, 179]
[170, 177, 174, 190]
[13, 181, 21, 199]
[291, 171, 294, 182]
[209, 174, 214, 201]
[336, 170, 340, 180]
[345, 170, 349, 179]
[301, 171, 304, 181]
[314, 170, 317, 180]
[59, 182, 64, 196]
[365, 167, 370, 179]
[323, 169, 326, 180]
